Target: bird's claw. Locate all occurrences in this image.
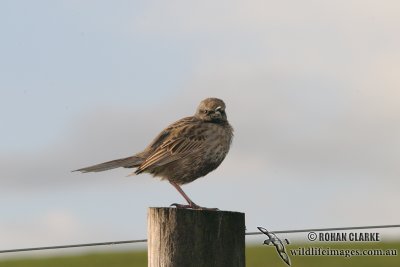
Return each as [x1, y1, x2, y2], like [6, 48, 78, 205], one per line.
[170, 203, 192, 209]
[170, 203, 219, 211]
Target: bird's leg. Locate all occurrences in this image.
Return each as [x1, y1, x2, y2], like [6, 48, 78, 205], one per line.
[169, 181, 200, 209]
[169, 181, 218, 210]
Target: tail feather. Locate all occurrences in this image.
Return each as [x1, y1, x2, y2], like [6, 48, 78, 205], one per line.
[73, 156, 143, 173]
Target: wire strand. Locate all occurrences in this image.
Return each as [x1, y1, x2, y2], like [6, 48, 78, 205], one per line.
[245, 224, 400, 235]
[0, 240, 147, 254]
[1, 224, 399, 254]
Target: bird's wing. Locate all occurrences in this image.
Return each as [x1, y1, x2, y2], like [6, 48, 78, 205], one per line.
[135, 128, 206, 174]
[144, 117, 195, 151]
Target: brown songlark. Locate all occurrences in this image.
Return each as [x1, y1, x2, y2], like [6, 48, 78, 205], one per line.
[74, 98, 233, 209]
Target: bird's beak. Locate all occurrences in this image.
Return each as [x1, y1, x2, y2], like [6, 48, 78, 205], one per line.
[215, 106, 222, 115]
[210, 107, 224, 120]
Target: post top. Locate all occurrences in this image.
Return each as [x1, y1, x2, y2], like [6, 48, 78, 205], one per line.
[148, 207, 245, 216]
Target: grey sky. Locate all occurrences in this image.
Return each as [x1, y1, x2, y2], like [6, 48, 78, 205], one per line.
[1, 0, 399, 254]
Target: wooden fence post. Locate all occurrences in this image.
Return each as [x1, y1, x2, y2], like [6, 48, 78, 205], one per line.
[148, 207, 245, 267]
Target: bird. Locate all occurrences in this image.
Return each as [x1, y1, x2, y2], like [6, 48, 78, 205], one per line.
[73, 98, 233, 210]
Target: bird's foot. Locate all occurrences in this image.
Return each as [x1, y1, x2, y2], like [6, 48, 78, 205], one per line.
[170, 202, 219, 211]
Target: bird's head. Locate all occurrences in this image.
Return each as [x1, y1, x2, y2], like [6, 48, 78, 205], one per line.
[195, 98, 227, 122]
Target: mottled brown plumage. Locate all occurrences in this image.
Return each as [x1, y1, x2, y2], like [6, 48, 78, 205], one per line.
[74, 98, 233, 209]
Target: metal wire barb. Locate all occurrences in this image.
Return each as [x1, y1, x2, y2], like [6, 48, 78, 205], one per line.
[1, 224, 399, 254]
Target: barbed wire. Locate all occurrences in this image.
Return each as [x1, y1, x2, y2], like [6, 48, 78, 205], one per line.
[1, 224, 399, 254]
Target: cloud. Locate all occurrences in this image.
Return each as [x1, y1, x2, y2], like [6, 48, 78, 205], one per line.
[134, 1, 400, 36]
